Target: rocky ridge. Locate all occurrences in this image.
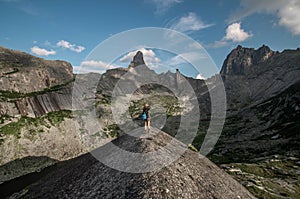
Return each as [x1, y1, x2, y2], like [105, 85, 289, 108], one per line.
[11, 130, 255, 199]
[220, 45, 277, 76]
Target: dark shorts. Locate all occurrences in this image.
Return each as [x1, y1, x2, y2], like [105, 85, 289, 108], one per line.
[144, 117, 150, 121]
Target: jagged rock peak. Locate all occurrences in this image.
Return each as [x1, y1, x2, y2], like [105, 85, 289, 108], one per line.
[220, 45, 276, 75]
[128, 51, 145, 68]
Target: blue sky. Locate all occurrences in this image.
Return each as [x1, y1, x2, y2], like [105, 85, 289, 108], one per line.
[1, 0, 300, 78]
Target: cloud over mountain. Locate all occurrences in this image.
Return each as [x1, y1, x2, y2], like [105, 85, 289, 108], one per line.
[120, 48, 160, 66]
[56, 40, 85, 53]
[224, 22, 253, 42]
[30, 46, 56, 56]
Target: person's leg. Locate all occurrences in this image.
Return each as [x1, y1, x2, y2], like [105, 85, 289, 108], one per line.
[147, 119, 151, 130]
[144, 120, 147, 131]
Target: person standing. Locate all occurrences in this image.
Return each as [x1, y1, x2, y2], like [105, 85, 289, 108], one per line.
[143, 103, 151, 131]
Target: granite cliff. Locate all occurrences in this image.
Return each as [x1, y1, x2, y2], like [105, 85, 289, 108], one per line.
[0, 47, 86, 169]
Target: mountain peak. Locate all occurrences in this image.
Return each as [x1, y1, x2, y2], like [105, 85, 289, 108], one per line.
[220, 45, 276, 75]
[128, 51, 145, 68]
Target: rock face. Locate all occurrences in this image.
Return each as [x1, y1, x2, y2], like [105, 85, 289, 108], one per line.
[0, 46, 73, 93]
[220, 45, 276, 75]
[128, 51, 145, 68]
[16, 130, 255, 199]
[0, 46, 75, 118]
[212, 45, 300, 163]
[220, 45, 300, 109]
[0, 47, 87, 167]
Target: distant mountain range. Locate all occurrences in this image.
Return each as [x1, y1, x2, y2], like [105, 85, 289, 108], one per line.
[0, 45, 299, 198]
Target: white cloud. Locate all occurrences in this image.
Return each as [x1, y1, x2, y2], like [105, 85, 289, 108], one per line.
[196, 73, 205, 80]
[56, 40, 85, 53]
[278, 1, 300, 35]
[230, 0, 300, 35]
[30, 46, 56, 56]
[150, 0, 182, 14]
[224, 22, 252, 42]
[207, 22, 252, 48]
[170, 12, 213, 33]
[75, 60, 122, 74]
[119, 48, 160, 66]
[80, 60, 117, 70]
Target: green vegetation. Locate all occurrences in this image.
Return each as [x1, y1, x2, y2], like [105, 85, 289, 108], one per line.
[46, 110, 73, 126]
[188, 144, 198, 152]
[128, 94, 182, 119]
[103, 124, 120, 138]
[0, 116, 46, 138]
[0, 110, 73, 142]
[0, 114, 10, 124]
[223, 157, 300, 199]
[107, 124, 120, 137]
[0, 79, 74, 100]
[0, 156, 57, 183]
[95, 94, 112, 106]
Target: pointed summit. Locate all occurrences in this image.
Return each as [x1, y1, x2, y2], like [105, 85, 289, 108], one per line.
[128, 51, 145, 68]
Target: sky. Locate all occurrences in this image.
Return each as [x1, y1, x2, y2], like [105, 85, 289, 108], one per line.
[1, 0, 300, 78]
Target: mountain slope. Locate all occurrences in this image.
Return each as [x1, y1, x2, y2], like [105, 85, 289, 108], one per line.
[11, 130, 255, 199]
[0, 47, 88, 168]
[212, 45, 300, 161]
[210, 45, 300, 198]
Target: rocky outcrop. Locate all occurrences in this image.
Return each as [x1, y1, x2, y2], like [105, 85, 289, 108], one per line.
[13, 130, 255, 199]
[0, 46, 73, 93]
[128, 51, 145, 68]
[220, 45, 276, 75]
[0, 46, 76, 118]
[0, 48, 89, 169]
[220, 46, 300, 110]
[0, 118, 86, 165]
[0, 85, 72, 118]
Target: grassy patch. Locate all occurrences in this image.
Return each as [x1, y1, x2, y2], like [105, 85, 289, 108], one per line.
[223, 158, 300, 199]
[0, 110, 73, 142]
[129, 94, 182, 119]
[46, 110, 73, 126]
[0, 79, 74, 100]
[106, 124, 120, 137]
[0, 114, 10, 124]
